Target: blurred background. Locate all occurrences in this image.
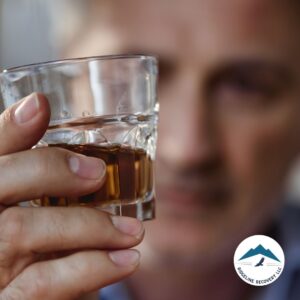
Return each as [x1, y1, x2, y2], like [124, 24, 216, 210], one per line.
[0, 0, 55, 69]
[0, 0, 87, 69]
[1, 0, 300, 203]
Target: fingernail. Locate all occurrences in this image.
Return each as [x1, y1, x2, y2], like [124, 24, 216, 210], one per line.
[14, 93, 40, 124]
[111, 216, 144, 238]
[109, 249, 140, 267]
[68, 154, 106, 180]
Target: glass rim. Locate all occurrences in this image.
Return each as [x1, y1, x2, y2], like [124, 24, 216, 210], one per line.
[1, 54, 157, 74]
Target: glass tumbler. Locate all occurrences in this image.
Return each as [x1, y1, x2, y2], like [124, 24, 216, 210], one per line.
[0, 55, 158, 221]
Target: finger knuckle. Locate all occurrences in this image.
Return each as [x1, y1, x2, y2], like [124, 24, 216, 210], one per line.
[0, 285, 24, 300]
[69, 253, 94, 276]
[33, 148, 68, 178]
[0, 155, 16, 203]
[2, 265, 50, 300]
[0, 109, 13, 127]
[0, 207, 25, 246]
[24, 265, 50, 299]
[0, 155, 14, 169]
[31, 151, 53, 179]
[0, 209, 26, 290]
[81, 209, 115, 244]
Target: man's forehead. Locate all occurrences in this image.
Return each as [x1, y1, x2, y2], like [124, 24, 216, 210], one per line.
[69, 0, 299, 67]
[97, 0, 292, 25]
[97, 2, 293, 47]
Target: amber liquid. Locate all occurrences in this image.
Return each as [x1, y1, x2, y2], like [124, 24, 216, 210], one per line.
[35, 144, 154, 207]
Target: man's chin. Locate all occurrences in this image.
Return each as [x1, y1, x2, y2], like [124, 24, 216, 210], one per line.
[144, 215, 232, 267]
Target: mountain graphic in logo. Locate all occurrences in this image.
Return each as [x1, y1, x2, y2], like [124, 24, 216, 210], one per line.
[239, 244, 280, 262]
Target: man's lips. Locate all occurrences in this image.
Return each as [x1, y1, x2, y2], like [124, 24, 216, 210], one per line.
[158, 185, 228, 205]
[155, 176, 231, 212]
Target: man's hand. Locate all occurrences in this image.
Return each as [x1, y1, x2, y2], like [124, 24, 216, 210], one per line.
[0, 93, 144, 300]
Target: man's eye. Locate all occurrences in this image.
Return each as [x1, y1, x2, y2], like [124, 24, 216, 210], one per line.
[224, 76, 275, 96]
[211, 74, 280, 107]
[208, 62, 291, 108]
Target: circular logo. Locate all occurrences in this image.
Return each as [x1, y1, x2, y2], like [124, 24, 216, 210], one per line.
[233, 235, 285, 286]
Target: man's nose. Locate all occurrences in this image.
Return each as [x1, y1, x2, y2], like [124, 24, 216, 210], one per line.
[157, 69, 220, 169]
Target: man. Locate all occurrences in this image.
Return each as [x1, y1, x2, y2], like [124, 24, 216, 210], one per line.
[65, 0, 300, 299]
[1, 0, 300, 299]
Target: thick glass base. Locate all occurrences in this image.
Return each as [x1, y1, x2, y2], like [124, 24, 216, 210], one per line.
[29, 195, 155, 221]
[101, 197, 155, 221]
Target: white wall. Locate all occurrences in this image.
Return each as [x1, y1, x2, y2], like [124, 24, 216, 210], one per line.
[0, 0, 56, 69]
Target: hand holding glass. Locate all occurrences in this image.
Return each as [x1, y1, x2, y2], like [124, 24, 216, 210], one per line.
[0, 55, 158, 220]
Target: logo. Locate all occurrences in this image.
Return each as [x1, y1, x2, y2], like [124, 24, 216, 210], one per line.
[234, 235, 285, 286]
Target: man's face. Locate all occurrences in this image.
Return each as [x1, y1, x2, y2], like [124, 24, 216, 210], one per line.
[68, 0, 300, 258]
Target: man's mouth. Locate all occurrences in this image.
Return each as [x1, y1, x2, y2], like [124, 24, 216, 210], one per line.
[155, 175, 231, 213]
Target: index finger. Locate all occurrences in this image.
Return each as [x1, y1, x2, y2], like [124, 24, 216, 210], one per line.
[0, 93, 50, 156]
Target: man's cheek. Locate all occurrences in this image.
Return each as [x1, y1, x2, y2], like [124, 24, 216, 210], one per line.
[225, 126, 293, 203]
[222, 129, 261, 183]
